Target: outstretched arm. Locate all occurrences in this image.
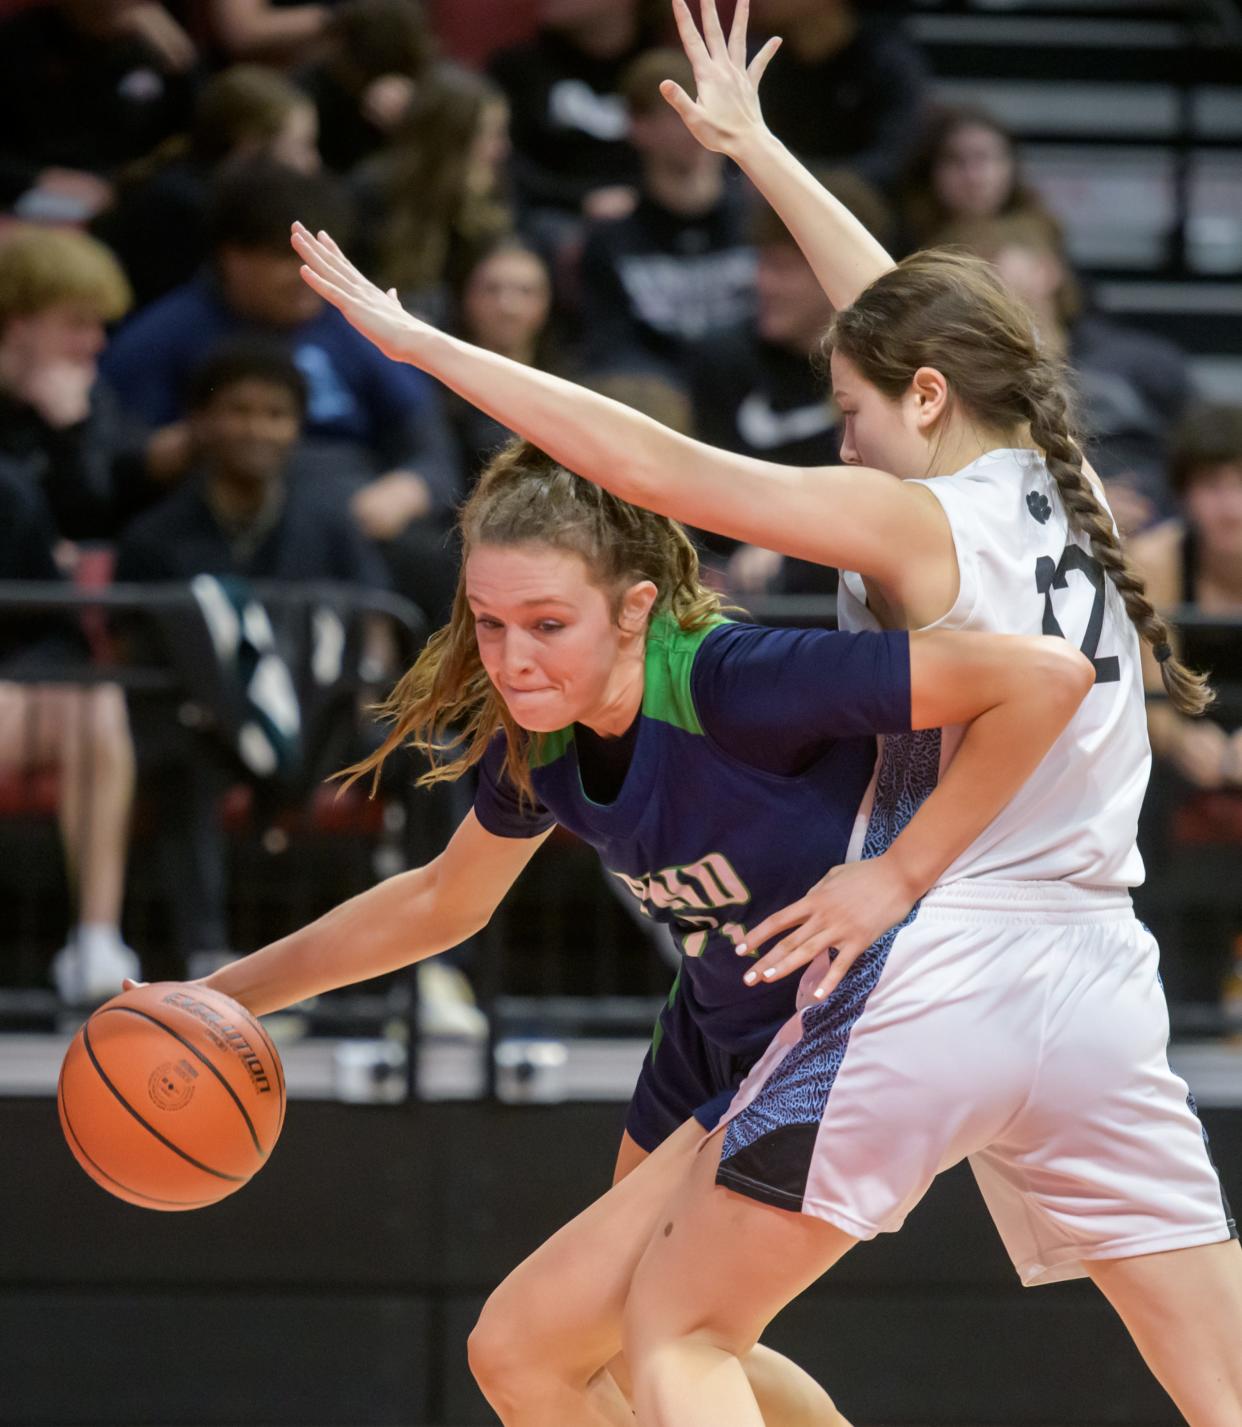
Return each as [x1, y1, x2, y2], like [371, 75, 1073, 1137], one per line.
[661, 0, 895, 312]
[292, 224, 948, 592]
[202, 812, 549, 1016]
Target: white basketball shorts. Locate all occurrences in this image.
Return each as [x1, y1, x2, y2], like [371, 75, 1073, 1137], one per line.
[716, 880, 1236, 1286]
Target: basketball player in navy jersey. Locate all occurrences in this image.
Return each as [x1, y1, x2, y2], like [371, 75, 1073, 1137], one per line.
[186, 436, 1092, 1426]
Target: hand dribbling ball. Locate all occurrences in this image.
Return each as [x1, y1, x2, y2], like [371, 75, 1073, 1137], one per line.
[58, 982, 285, 1210]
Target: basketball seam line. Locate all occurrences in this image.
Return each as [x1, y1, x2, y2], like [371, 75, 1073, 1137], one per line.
[58, 1072, 221, 1208]
[81, 1022, 248, 1182]
[100, 1004, 267, 1158]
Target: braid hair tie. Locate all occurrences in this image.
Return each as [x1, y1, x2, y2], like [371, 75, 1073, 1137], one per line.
[1153, 642, 1173, 664]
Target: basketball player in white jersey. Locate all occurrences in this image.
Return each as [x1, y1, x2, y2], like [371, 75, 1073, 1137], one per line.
[288, 4, 1241, 1414]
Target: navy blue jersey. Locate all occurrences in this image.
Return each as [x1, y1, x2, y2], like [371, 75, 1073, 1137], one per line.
[475, 614, 911, 1061]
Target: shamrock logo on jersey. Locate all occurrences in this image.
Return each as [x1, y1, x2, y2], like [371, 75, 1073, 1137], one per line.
[1026, 490, 1052, 525]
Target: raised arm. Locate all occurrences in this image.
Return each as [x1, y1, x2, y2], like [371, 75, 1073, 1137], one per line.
[291, 224, 948, 592]
[661, 0, 895, 311]
[201, 811, 549, 1016]
[741, 630, 1094, 995]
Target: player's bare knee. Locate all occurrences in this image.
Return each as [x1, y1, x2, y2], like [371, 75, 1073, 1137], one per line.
[468, 1290, 562, 1400]
[466, 1297, 522, 1396]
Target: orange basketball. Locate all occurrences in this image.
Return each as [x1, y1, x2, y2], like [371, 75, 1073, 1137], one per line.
[57, 982, 286, 1211]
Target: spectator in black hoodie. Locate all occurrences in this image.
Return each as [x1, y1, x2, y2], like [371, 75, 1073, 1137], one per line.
[577, 47, 756, 384]
[750, 0, 928, 194]
[0, 0, 197, 220]
[488, 0, 666, 246]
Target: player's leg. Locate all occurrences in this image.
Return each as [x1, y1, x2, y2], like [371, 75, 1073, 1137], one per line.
[974, 905, 1240, 1424]
[1086, 1240, 1242, 1427]
[622, 1126, 857, 1427]
[606, 1132, 851, 1427]
[54, 685, 135, 927]
[467, 1118, 704, 1427]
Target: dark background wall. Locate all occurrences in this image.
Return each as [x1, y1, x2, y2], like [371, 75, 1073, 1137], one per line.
[3, 1097, 1238, 1425]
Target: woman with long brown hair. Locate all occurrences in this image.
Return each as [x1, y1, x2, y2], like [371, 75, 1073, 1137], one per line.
[353, 63, 513, 320]
[174, 436, 1089, 1426]
[284, 0, 1242, 1416]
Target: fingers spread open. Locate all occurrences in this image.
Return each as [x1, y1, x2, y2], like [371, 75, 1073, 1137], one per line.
[671, 0, 711, 67]
[700, 0, 729, 56]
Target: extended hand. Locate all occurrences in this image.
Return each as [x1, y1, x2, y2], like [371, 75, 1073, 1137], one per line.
[291, 222, 431, 365]
[662, 0, 782, 157]
[737, 856, 919, 1001]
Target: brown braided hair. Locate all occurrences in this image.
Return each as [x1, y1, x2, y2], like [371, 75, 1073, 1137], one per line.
[340, 438, 728, 799]
[828, 248, 1212, 716]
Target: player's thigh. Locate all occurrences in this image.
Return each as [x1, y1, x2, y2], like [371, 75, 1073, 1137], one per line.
[1087, 1238, 1242, 1404]
[624, 1127, 856, 1364]
[471, 1117, 703, 1375]
[0, 682, 80, 769]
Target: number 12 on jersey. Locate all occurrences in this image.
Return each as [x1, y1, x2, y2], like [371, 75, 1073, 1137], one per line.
[1035, 545, 1121, 684]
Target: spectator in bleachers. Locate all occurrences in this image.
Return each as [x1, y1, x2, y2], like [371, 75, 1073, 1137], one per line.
[0, 226, 148, 545]
[949, 211, 1188, 536]
[300, 0, 437, 175]
[93, 64, 322, 309]
[577, 47, 756, 384]
[1133, 405, 1242, 788]
[1131, 405, 1242, 1007]
[487, 0, 666, 245]
[113, 342, 389, 975]
[100, 157, 461, 618]
[0, 0, 198, 222]
[749, 0, 928, 194]
[688, 169, 895, 595]
[0, 469, 140, 1003]
[353, 64, 514, 324]
[899, 103, 1061, 253]
[447, 235, 561, 484]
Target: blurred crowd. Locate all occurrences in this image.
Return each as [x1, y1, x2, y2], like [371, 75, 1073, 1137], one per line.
[0, 0, 1238, 1018]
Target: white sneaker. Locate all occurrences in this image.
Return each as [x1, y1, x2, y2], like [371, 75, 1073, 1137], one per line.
[52, 928, 141, 1005]
[417, 960, 488, 1040]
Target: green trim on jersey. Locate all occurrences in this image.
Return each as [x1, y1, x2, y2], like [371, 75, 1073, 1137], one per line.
[651, 968, 682, 1061]
[642, 612, 729, 734]
[529, 726, 574, 770]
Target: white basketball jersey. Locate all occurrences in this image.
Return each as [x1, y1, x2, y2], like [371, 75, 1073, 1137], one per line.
[840, 447, 1150, 888]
